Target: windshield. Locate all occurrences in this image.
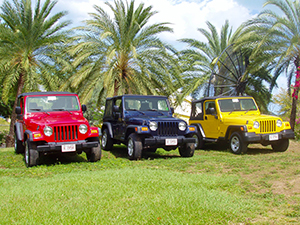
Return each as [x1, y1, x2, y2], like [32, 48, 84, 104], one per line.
[218, 98, 257, 112]
[26, 96, 80, 112]
[124, 97, 170, 112]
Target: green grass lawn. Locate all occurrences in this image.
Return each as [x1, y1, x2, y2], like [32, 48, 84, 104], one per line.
[1, 142, 300, 224]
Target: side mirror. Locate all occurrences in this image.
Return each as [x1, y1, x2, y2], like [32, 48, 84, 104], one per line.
[81, 104, 87, 112]
[209, 107, 216, 116]
[113, 105, 120, 112]
[171, 107, 174, 114]
[15, 106, 21, 115]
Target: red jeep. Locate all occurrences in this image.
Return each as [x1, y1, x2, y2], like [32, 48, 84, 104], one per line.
[14, 92, 101, 167]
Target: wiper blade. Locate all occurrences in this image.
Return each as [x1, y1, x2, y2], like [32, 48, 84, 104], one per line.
[128, 109, 145, 115]
[53, 108, 72, 114]
[148, 109, 164, 115]
[228, 109, 241, 115]
[30, 108, 50, 115]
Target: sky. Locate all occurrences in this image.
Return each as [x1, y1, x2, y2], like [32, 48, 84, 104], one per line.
[0, 0, 287, 110]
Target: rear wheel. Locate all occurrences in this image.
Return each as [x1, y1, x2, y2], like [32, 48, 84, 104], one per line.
[101, 129, 113, 150]
[179, 143, 195, 157]
[229, 132, 247, 154]
[193, 130, 204, 150]
[127, 133, 142, 160]
[14, 133, 25, 154]
[25, 139, 39, 167]
[86, 143, 102, 162]
[271, 139, 289, 152]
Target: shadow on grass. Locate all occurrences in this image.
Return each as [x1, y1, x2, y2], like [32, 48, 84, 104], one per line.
[200, 143, 277, 155]
[106, 144, 181, 160]
[23, 152, 88, 167]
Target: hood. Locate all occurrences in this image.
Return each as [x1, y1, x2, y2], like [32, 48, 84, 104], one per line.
[125, 115, 184, 125]
[25, 111, 88, 127]
[222, 113, 280, 125]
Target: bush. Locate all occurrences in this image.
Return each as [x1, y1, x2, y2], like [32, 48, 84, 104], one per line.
[0, 130, 8, 146]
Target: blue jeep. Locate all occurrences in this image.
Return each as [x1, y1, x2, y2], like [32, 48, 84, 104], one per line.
[101, 95, 196, 160]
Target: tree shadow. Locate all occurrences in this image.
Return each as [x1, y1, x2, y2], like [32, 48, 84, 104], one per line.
[200, 143, 277, 155]
[105, 144, 181, 160]
[24, 152, 88, 167]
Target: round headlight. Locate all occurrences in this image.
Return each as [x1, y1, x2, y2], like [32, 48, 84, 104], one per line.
[79, 124, 88, 134]
[149, 121, 158, 131]
[178, 121, 187, 131]
[277, 119, 282, 127]
[44, 126, 53, 137]
[253, 121, 259, 129]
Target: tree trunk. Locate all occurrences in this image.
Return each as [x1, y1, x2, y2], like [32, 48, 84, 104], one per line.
[5, 72, 25, 147]
[290, 88, 298, 131]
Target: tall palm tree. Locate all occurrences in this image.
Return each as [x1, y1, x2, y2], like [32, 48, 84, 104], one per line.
[63, 0, 182, 104]
[240, 0, 300, 130]
[179, 20, 243, 98]
[0, 0, 71, 147]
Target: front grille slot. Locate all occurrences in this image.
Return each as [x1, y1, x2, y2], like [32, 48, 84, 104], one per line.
[54, 125, 78, 141]
[260, 120, 276, 133]
[157, 122, 178, 136]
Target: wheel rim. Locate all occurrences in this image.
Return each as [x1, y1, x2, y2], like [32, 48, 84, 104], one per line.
[128, 138, 134, 156]
[231, 136, 240, 152]
[25, 144, 29, 165]
[102, 132, 107, 148]
[192, 134, 198, 149]
[14, 135, 17, 150]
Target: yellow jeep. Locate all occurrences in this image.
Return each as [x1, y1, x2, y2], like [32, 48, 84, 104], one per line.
[189, 96, 295, 154]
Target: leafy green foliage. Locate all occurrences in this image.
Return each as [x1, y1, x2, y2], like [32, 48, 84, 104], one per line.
[63, 0, 182, 104]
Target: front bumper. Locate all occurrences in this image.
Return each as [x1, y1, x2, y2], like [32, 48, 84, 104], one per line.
[36, 140, 99, 153]
[144, 136, 195, 147]
[243, 129, 295, 143]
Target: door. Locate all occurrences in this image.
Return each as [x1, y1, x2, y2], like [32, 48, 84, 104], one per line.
[201, 100, 220, 138]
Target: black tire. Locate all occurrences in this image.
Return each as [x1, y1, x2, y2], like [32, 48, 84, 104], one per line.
[101, 129, 113, 150]
[14, 133, 25, 154]
[179, 143, 195, 157]
[127, 133, 142, 160]
[271, 139, 289, 152]
[193, 130, 204, 150]
[86, 143, 102, 162]
[229, 132, 247, 154]
[25, 139, 39, 167]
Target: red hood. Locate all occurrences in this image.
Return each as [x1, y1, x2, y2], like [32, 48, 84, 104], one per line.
[25, 111, 88, 127]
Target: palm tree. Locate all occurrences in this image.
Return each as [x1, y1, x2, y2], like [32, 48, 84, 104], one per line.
[0, 0, 71, 147]
[240, 0, 300, 130]
[63, 0, 182, 104]
[179, 20, 243, 98]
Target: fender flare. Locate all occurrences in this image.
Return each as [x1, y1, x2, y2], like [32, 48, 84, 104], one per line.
[14, 121, 24, 142]
[102, 122, 113, 138]
[225, 125, 245, 140]
[24, 130, 34, 142]
[190, 123, 205, 138]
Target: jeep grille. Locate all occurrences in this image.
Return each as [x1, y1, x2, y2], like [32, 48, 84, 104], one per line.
[259, 120, 276, 133]
[157, 122, 178, 136]
[54, 125, 78, 141]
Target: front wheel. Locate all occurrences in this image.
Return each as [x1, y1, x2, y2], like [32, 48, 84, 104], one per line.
[25, 139, 39, 167]
[193, 131, 204, 150]
[101, 129, 113, 150]
[271, 139, 289, 152]
[179, 143, 195, 157]
[229, 132, 247, 154]
[127, 133, 142, 160]
[14, 133, 25, 154]
[86, 143, 102, 162]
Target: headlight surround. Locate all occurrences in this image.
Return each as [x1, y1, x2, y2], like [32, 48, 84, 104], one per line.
[253, 121, 259, 129]
[79, 124, 88, 134]
[44, 126, 53, 136]
[277, 119, 282, 127]
[149, 121, 158, 131]
[178, 121, 187, 131]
